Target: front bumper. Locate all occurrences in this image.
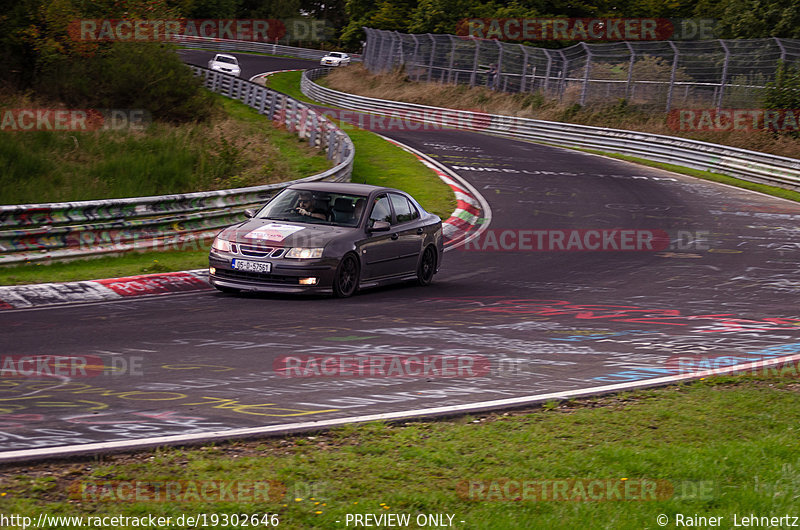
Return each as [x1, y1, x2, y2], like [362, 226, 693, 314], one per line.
[208, 251, 339, 294]
[211, 67, 240, 76]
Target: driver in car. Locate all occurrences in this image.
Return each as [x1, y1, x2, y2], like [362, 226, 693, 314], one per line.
[295, 192, 327, 220]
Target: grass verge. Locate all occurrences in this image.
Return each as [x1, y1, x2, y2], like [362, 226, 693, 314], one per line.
[263, 70, 318, 105]
[0, 94, 331, 205]
[1, 375, 798, 529]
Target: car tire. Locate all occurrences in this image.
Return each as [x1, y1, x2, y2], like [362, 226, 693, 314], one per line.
[416, 246, 436, 286]
[333, 253, 360, 298]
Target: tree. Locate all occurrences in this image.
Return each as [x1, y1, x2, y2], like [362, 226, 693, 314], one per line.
[717, 0, 800, 38]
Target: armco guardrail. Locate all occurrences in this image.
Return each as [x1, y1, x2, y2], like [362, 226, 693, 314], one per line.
[175, 35, 361, 61]
[302, 68, 800, 192]
[0, 67, 354, 265]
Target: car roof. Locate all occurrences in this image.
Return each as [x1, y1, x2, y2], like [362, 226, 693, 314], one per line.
[287, 182, 399, 195]
[214, 54, 237, 60]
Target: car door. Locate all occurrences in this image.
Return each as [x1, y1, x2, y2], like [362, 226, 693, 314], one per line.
[360, 194, 400, 280]
[389, 193, 425, 275]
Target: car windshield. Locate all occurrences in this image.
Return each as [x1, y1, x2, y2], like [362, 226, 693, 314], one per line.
[256, 188, 368, 227]
[216, 56, 237, 64]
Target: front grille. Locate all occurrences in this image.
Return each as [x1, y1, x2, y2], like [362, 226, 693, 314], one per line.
[238, 245, 286, 258]
[214, 268, 299, 284]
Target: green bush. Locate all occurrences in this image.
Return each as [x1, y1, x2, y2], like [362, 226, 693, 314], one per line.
[514, 92, 546, 110]
[36, 42, 216, 123]
[764, 61, 800, 110]
[559, 103, 583, 121]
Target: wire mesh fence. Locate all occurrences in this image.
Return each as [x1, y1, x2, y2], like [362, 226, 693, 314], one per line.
[363, 28, 800, 110]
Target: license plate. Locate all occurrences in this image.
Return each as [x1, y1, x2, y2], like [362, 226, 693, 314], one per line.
[232, 259, 271, 273]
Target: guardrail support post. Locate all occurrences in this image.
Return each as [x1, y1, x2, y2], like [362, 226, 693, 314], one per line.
[268, 92, 278, 120]
[327, 129, 336, 159]
[289, 99, 297, 132]
[310, 114, 319, 147]
[337, 134, 346, 163]
[258, 88, 267, 114]
[213, 71, 222, 93]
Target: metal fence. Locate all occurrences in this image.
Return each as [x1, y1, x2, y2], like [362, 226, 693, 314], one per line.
[363, 28, 800, 110]
[0, 67, 355, 265]
[302, 68, 800, 192]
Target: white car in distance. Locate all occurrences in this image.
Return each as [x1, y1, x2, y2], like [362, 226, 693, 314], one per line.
[320, 52, 351, 66]
[208, 54, 241, 77]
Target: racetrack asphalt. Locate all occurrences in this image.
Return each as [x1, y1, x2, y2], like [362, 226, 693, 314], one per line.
[0, 52, 799, 461]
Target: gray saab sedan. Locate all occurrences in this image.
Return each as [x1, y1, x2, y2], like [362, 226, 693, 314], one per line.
[208, 183, 443, 297]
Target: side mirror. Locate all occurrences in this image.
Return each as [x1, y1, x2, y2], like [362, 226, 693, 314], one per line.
[367, 220, 391, 233]
[244, 208, 256, 218]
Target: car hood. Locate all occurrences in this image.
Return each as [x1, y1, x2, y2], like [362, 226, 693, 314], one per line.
[221, 219, 355, 248]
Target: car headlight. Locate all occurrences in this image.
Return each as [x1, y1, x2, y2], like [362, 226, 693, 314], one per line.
[211, 236, 232, 253]
[285, 247, 323, 259]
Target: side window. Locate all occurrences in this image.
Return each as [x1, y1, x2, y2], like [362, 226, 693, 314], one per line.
[389, 193, 416, 224]
[368, 195, 392, 226]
